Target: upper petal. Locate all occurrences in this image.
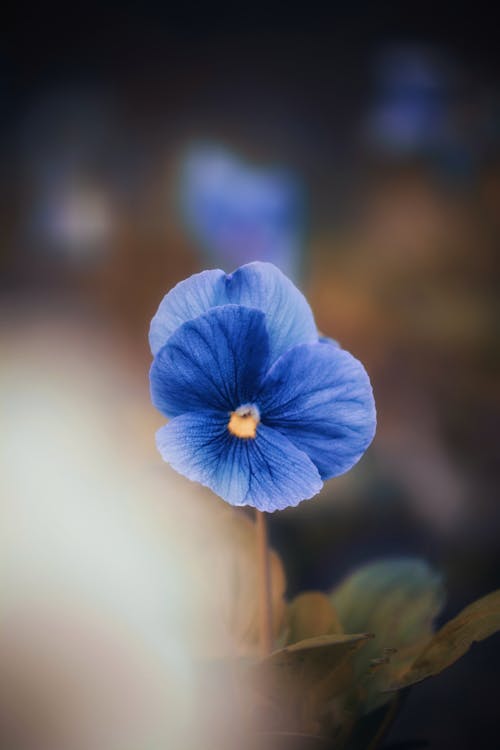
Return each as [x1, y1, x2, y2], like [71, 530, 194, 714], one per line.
[224, 262, 317, 363]
[257, 342, 376, 480]
[156, 413, 323, 511]
[150, 305, 270, 418]
[149, 268, 226, 356]
[149, 261, 317, 361]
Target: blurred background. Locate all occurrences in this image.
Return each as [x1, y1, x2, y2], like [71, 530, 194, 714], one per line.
[2, 3, 500, 748]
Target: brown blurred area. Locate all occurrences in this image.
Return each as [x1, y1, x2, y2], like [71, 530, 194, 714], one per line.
[2, 4, 500, 749]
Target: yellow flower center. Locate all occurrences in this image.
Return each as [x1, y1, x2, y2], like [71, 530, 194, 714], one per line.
[227, 404, 260, 439]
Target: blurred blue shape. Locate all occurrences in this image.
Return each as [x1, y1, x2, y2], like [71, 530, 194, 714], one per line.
[367, 46, 455, 156]
[178, 145, 305, 281]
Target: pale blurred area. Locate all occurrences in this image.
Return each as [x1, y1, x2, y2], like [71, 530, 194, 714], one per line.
[0, 311, 286, 748]
[2, 7, 500, 749]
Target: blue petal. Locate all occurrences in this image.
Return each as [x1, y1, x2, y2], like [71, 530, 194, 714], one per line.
[149, 269, 226, 356]
[150, 305, 270, 418]
[319, 335, 341, 348]
[258, 343, 376, 480]
[156, 413, 323, 511]
[224, 262, 317, 363]
[149, 261, 317, 362]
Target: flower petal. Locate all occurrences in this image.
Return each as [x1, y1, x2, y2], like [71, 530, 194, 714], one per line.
[224, 262, 317, 363]
[149, 269, 226, 356]
[150, 305, 270, 418]
[149, 261, 317, 361]
[156, 414, 323, 511]
[258, 343, 376, 480]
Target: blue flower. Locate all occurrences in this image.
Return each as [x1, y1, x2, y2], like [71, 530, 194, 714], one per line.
[179, 146, 304, 282]
[149, 262, 376, 511]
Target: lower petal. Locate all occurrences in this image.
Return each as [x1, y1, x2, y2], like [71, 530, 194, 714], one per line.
[156, 413, 322, 511]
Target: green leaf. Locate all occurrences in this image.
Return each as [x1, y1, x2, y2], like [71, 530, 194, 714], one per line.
[248, 633, 373, 736]
[286, 592, 343, 645]
[389, 589, 500, 689]
[331, 558, 445, 712]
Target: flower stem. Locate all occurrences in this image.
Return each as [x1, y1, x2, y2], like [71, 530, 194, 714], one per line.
[256, 509, 273, 657]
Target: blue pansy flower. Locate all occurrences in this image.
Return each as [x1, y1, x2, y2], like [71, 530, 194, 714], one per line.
[149, 262, 376, 512]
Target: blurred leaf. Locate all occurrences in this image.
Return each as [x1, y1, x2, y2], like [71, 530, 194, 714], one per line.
[248, 632, 372, 737]
[389, 589, 500, 689]
[331, 558, 445, 712]
[215, 508, 287, 651]
[286, 592, 343, 645]
[167, 499, 287, 658]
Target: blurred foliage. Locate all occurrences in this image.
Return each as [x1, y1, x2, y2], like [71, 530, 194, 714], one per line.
[205, 530, 500, 749]
[286, 592, 343, 644]
[331, 559, 445, 712]
[390, 589, 500, 690]
[249, 633, 371, 742]
[150, 491, 287, 659]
